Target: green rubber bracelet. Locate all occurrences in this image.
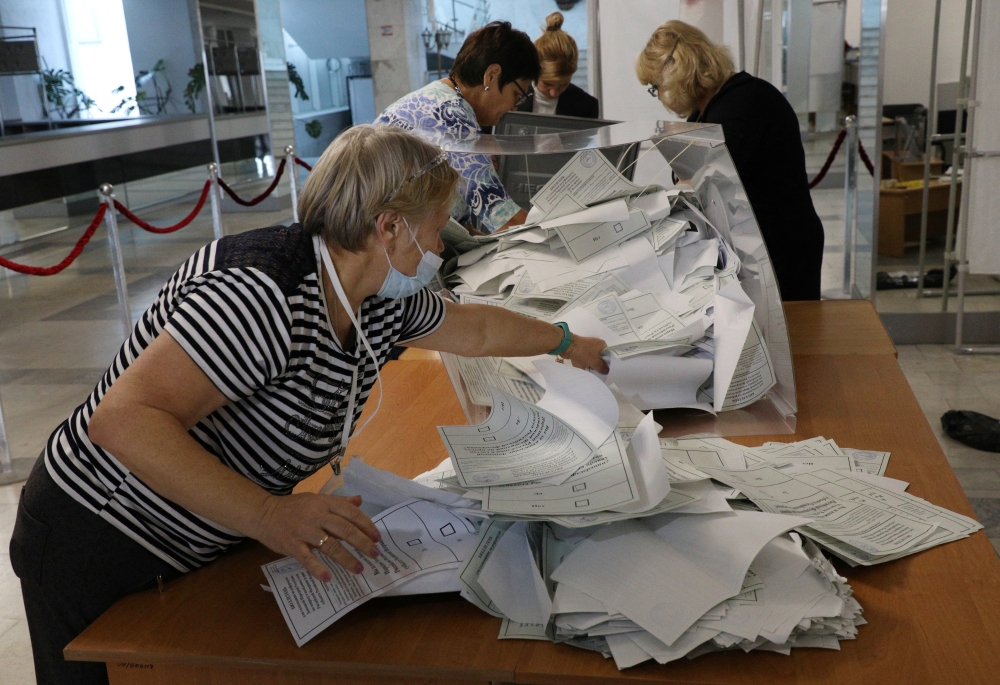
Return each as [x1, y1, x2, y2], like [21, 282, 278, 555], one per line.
[547, 322, 573, 356]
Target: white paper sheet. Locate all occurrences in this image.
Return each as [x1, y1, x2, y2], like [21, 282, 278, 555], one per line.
[262, 499, 477, 646]
[614, 235, 672, 295]
[455, 355, 542, 405]
[539, 198, 631, 229]
[456, 518, 513, 617]
[499, 619, 549, 640]
[609, 412, 671, 514]
[530, 150, 643, 223]
[546, 488, 699, 528]
[556, 208, 653, 263]
[340, 459, 477, 511]
[479, 431, 640, 515]
[606, 353, 713, 410]
[844, 448, 891, 476]
[629, 189, 674, 222]
[700, 464, 950, 562]
[478, 521, 553, 624]
[551, 510, 810, 647]
[439, 387, 595, 487]
[534, 360, 619, 450]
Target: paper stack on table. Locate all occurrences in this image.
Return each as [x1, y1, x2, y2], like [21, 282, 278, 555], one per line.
[671, 435, 984, 566]
[446, 149, 777, 414]
[260, 378, 979, 664]
[428, 361, 703, 526]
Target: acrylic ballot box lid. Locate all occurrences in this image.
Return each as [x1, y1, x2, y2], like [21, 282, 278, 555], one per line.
[413, 120, 796, 437]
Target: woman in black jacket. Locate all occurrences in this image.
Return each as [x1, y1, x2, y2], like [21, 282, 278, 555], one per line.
[636, 20, 824, 301]
[516, 12, 599, 119]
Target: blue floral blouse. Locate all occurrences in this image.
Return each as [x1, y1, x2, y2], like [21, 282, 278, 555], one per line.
[374, 81, 521, 233]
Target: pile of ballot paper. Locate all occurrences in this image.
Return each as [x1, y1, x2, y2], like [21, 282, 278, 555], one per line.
[444, 148, 777, 414]
[260, 363, 981, 668]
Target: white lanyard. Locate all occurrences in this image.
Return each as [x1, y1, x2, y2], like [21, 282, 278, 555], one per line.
[313, 235, 384, 470]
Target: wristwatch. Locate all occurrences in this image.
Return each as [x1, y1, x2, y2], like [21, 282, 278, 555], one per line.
[547, 322, 573, 356]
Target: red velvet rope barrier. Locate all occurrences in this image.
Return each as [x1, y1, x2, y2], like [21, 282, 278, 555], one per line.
[113, 180, 212, 234]
[807, 128, 877, 189]
[294, 157, 313, 172]
[0, 203, 108, 276]
[808, 129, 848, 189]
[858, 141, 876, 176]
[217, 158, 286, 206]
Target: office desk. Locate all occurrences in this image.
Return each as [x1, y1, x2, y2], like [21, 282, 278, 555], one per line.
[878, 179, 961, 258]
[66, 302, 1000, 685]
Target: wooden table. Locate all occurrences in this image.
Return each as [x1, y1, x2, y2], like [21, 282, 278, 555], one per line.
[783, 300, 897, 357]
[66, 301, 1000, 685]
[878, 179, 961, 258]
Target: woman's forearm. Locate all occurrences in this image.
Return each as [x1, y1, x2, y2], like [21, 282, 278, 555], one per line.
[480, 306, 565, 357]
[408, 301, 609, 371]
[89, 403, 272, 538]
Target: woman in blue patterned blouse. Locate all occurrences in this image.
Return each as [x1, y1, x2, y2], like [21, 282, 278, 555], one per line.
[375, 21, 540, 234]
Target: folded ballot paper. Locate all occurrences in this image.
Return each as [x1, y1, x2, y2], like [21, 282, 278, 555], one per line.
[446, 149, 777, 414]
[261, 377, 979, 665]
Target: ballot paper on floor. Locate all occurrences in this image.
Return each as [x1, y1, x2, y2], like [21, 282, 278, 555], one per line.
[262, 499, 477, 646]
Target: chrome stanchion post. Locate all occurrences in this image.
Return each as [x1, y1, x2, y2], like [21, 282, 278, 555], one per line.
[942, 0, 975, 311]
[285, 145, 299, 224]
[0, 387, 11, 475]
[842, 116, 858, 297]
[916, 0, 942, 299]
[98, 184, 133, 339]
[208, 163, 224, 240]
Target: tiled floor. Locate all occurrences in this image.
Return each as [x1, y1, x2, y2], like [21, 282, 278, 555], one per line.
[895, 345, 1000, 556]
[2, 152, 1000, 683]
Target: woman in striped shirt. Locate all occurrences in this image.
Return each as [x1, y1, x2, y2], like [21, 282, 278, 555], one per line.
[9, 125, 607, 685]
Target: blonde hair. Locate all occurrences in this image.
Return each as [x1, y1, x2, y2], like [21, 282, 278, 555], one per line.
[298, 125, 459, 251]
[635, 20, 734, 118]
[534, 12, 577, 82]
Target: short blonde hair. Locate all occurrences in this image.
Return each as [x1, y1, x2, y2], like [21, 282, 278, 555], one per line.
[635, 20, 734, 118]
[534, 12, 577, 82]
[298, 125, 459, 251]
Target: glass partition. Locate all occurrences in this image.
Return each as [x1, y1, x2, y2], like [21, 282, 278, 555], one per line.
[416, 120, 796, 437]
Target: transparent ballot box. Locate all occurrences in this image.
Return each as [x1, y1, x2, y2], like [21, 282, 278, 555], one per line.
[418, 120, 796, 437]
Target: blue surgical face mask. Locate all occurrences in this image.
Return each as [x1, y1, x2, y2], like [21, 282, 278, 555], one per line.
[376, 218, 443, 299]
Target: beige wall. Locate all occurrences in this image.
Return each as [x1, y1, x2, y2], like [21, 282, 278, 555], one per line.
[365, 0, 425, 115]
[883, 0, 970, 107]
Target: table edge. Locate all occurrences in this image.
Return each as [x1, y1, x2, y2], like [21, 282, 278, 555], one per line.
[63, 646, 520, 682]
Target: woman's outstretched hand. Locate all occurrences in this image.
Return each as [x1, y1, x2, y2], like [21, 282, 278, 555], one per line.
[561, 334, 609, 374]
[253, 493, 382, 582]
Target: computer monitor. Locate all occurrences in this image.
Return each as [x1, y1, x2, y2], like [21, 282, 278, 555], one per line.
[495, 111, 640, 209]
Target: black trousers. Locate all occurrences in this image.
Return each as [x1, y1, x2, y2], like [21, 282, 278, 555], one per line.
[9, 458, 180, 685]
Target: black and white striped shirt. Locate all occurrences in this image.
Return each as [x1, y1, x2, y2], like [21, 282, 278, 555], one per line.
[44, 224, 446, 572]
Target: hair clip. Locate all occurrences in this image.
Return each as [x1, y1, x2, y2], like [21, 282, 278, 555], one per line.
[388, 151, 448, 201]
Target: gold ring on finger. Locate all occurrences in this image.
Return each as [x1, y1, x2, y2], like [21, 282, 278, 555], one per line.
[317, 535, 329, 548]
